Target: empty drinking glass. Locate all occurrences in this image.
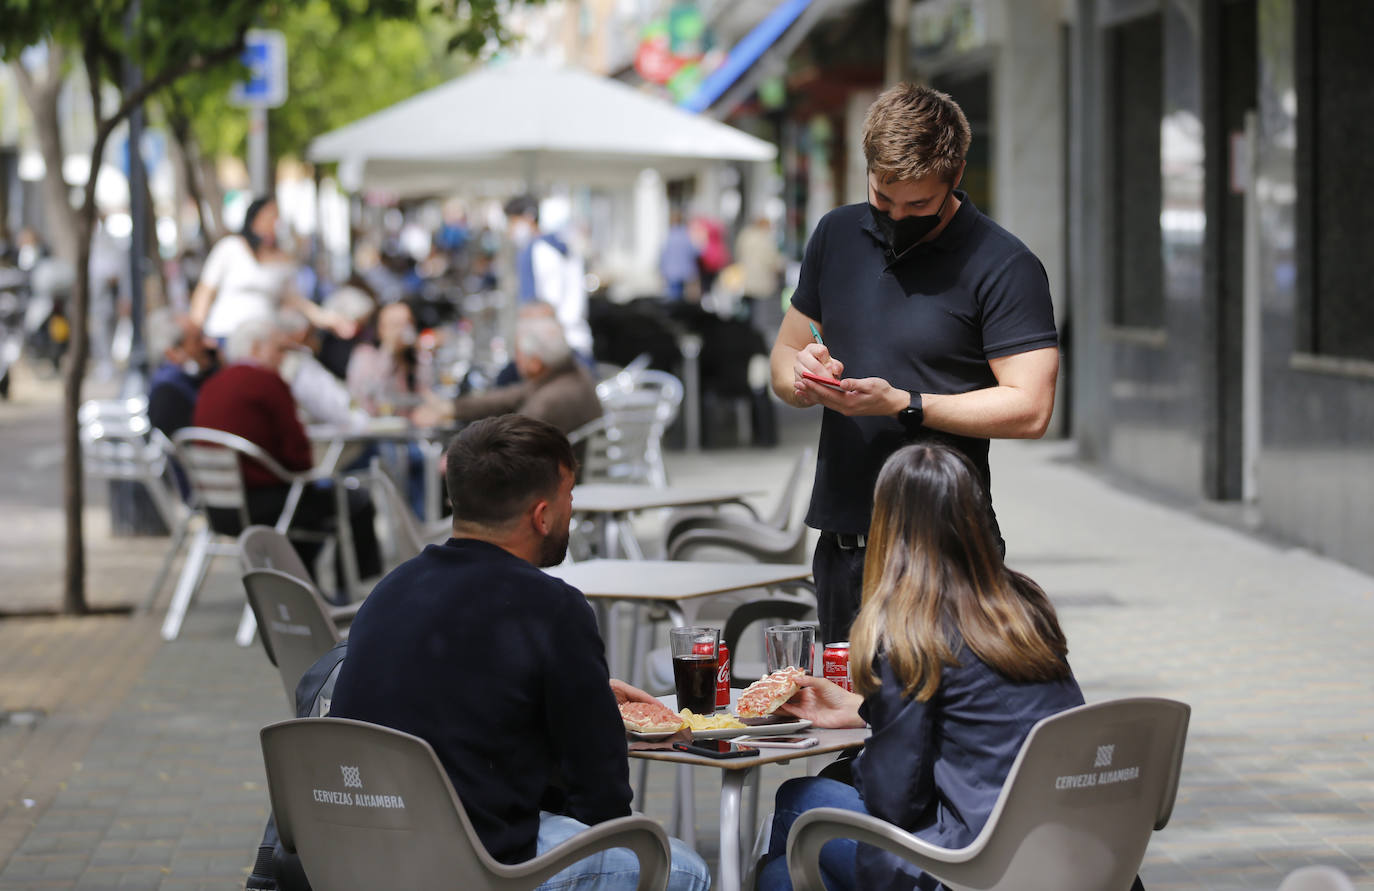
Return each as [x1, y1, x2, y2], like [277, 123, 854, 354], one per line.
[764, 624, 815, 675]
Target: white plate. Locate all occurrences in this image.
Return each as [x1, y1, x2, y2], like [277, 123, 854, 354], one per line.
[627, 729, 680, 741]
[692, 718, 812, 740]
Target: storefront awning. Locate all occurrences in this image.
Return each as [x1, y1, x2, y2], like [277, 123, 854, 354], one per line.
[679, 0, 814, 115]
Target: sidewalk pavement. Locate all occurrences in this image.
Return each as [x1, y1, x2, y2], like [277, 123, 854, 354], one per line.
[1, 379, 1371, 888]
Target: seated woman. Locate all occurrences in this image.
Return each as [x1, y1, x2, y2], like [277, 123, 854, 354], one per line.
[757, 443, 1085, 891]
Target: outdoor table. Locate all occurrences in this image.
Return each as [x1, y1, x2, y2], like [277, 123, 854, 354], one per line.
[570, 483, 762, 559]
[628, 690, 870, 891]
[308, 419, 459, 525]
[545, 559, 812, 682]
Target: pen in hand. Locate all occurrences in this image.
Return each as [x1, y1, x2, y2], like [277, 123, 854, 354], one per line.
[808, 322, 824, 346]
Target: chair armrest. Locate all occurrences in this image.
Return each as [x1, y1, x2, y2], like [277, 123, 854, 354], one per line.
[497, 814, 671, 891]
[667, 522, 801, 562]
[787, 807, 978, 891]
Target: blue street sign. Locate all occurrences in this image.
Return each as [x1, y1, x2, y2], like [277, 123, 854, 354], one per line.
[229, 29, 287, 108]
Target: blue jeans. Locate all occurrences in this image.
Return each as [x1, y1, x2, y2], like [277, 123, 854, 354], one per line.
[534, 812, 711, 891]
[756, 777, 867, 891]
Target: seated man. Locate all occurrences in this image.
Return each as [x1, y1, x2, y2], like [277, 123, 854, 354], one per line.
[192, 317, 382, 591]
[328, 416, 709, 891]
[145, 309, 218, 439]
[435, 312, 601, 435]
[277, 309, 364, 427]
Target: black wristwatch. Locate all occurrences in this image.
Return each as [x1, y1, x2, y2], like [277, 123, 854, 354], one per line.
[898, 391, 924, 434]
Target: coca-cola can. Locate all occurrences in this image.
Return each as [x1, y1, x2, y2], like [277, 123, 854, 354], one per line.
[822, 642, 852, 692]
[714, 642, 731, 710]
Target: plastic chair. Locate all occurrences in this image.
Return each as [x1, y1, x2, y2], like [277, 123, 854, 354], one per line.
[164, 427, 332, 644]
[242, 569, 343, 710]
[238, 526, 363, 662]
[260, 717, 673, 891]
[1278, 866, 1357, 891]
[661, 448, 812, 548]
[367, 463, 450, 566]
[786, 697, 1192, 891]
[79, 397, 189, 611]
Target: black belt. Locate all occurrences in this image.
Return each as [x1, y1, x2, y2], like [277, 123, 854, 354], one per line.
[831, 532, 867, 550]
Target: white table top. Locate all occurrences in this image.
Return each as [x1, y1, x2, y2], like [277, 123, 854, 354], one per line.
[570, 484, 762, 514]
[628, 726, 869, 770]
[546, 559, 812, 601]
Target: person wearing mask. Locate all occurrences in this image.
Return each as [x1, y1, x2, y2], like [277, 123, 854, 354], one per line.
[755, 444, 1086, 891]
[770, 83, 1059, 644]
[193, 318, 382, 594]
[190, 196, 355, 343]
[145, 309, 218, 440]
[436, 311, 601, 437]
[505, 195, 593, 363]
[328, 416, 710, 891]
[345, 301, 442, 419]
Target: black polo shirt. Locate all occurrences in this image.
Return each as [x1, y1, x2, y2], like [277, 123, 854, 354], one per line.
[790, 194, 1057, 534]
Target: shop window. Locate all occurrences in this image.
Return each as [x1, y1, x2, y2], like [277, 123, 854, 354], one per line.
[1297, 0, 1374, 360]
[1107, 12, 1164, 330]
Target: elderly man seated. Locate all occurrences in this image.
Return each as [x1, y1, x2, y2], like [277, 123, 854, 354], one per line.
[192, 317, 382, 597]
[429, 312, 601, 435]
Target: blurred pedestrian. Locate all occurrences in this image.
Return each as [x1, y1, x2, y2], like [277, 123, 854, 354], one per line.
[735, 215, 784, 306]
[505, 195, 593, 362]
[317, 281, 377, 380]
[659, 209, 699, 301]
[190, 196, 355, 343]
[691, 215, 730, 296]
[145, 309, 217, 440]
[771, 83, 1059, 643]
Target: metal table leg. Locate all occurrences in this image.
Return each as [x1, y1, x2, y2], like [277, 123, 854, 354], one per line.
[718, 766, 754, 891]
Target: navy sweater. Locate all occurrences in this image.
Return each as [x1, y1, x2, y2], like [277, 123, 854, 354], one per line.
[853, 646, 1084, 890]
[329, 538, 632, 864]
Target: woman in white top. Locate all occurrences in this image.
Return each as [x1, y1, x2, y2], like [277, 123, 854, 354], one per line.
[190, 197, 354, 341]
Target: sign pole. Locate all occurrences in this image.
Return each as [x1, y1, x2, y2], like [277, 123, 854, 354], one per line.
[249, 106, 270, 196]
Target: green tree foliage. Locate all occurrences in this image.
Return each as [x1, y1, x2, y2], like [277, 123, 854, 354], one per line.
[170, 1, 473, 165]
[0, 0, 539, 614]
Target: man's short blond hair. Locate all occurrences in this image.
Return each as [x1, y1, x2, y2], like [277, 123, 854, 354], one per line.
[862, 83, 971, 185]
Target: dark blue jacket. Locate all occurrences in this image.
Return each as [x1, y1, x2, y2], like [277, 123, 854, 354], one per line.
[853, 645, 1084, 890]
[328, 538, 632, 865]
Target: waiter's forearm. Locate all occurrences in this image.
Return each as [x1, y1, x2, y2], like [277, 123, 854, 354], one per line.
[917, 385, 1055, 439]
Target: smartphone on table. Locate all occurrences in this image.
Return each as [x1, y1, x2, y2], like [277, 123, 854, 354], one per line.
[672, 740, 760, 759]
[800, 370, 845, 391]
[731, 735, 818, 749]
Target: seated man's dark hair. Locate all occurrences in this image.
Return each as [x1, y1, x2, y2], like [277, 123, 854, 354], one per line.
[445, 415, 575, 528]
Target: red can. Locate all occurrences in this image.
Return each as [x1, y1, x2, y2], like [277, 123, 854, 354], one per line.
[822, 642, 852, 692]
[691, 640, 731, 710]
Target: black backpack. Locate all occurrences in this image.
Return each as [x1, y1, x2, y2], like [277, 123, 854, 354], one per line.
[245, 640, 348, 891]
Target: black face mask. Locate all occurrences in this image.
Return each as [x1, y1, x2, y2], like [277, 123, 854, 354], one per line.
[869, 188, 952, 255]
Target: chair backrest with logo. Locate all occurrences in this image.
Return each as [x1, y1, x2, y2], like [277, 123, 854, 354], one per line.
[242, 569, 341, 709]
[261, 717, 673, 891]
[788, 697, 1190, 891]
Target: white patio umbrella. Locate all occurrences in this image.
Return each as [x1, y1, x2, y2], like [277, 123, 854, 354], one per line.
[307, 57, 777, 194]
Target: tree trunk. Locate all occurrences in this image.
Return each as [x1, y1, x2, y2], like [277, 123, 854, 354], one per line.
[9, 53, 81, 264]
[167, 109, 216, 244]
[62, 199, 95, 615]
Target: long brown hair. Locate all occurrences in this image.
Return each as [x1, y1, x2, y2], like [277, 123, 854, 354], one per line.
[849, 445, 1069, 700]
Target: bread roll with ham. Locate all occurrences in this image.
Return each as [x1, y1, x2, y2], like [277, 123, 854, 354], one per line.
[620, 700, 686, 734]
[736, 667, 806, 718]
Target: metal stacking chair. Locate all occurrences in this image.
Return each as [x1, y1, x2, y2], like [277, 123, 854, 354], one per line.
[1278, 867, 1357, 891]
[367, 464, 451, 567]
[241, 569, 344, 710]
[787, 697, 1192, 891]
[164, 427, 334, 644]
[260, 717, 673, 891]
[79, 397, 189, 610]
[574, 369, 683, 487]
